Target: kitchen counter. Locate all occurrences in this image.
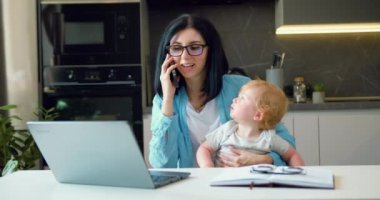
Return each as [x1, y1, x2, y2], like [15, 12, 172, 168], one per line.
[143, 100, 380, 113]
[289, 100, 380, 111]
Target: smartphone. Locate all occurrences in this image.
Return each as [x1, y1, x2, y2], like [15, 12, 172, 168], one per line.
[169, 61, 179, 88]
[171, 69, 179, 88]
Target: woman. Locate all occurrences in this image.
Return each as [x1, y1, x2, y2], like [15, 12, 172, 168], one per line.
[149, 14, 295, 168]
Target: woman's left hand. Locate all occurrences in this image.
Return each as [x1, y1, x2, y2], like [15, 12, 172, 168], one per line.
[218, 147, 273, 167]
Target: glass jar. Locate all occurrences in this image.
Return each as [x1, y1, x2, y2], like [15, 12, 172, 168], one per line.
[293, 76, 307, 103]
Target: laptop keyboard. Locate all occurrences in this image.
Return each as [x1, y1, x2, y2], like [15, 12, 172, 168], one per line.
[149, 170, 190, 188]
[150, 174, 182, 187]
[151, 174, 181, 182]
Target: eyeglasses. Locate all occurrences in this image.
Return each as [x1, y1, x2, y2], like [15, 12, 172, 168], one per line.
[250, 164, 306, 175]
[166, 44, 207, 57]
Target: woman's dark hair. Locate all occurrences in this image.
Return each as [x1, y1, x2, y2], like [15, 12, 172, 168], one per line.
[154, 14, 229, 103]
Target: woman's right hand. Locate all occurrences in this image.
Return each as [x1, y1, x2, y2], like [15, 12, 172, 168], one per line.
[160, 54, 179, 116]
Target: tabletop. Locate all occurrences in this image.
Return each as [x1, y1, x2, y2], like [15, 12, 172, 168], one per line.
[1, 165, 379, 200]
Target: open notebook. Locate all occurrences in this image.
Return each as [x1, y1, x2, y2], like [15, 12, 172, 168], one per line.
[210, 164, 334, 189]
[27, 121, 190, 189]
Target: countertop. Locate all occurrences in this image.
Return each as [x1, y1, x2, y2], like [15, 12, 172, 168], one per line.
[288, 100, 380, 111]
[2, 166, 380, 199]
[143, 100, 380, 114]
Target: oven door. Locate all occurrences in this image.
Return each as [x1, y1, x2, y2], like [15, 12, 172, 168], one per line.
[42, 86, 143, 152]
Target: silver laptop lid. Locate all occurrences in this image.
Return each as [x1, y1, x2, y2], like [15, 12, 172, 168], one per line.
[27, 121, 155, 188]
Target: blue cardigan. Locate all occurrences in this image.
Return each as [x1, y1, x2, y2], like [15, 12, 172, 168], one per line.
[149, 75, 295, 168]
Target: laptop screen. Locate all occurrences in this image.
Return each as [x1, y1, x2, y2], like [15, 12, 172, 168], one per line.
[27, 121, 160, 188]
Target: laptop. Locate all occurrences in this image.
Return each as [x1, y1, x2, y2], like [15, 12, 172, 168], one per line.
[27, 121, 190, 189]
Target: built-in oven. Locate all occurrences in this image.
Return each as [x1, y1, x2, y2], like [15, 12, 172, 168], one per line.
[37, 0, 144, 154]
[39, 1, 140, 65]
[42, 65, 143, 152]
[42, 85, 143, 152]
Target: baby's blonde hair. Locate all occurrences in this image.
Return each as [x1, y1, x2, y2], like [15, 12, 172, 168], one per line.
[240, 80, 288, 130]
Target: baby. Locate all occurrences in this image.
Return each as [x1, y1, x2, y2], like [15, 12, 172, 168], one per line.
[197, 80, 304, 167]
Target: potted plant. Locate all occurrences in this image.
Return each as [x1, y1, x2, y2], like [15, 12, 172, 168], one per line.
[312, 83, 325, 104]
[0, 104, 59, 176]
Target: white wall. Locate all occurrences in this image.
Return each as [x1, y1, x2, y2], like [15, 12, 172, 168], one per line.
[2, 0, 38, 129]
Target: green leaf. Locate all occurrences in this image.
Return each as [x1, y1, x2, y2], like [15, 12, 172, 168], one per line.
[8, 146, 19, 157]
[24, 136, 34, 147]
[0, 104, 17, 111]
[11, 136, 24, 143]
[47, 107, 56, 113]
[9, 115, 22, 121]
[313, 83, 325, 92]
[1, 104, 57, 170]
[9, 139, 23, 150]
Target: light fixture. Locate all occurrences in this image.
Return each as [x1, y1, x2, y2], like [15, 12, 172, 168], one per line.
[276, 23, 380, 35]
[275, 0, 380, 35]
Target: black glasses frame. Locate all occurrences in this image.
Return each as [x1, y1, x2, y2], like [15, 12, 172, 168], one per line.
[166, 44, 207, 57]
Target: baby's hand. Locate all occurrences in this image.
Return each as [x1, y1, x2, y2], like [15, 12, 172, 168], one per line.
[219, 146, 238, 157]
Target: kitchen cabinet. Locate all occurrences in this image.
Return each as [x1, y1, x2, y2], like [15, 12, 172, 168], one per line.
[283, 109, 380, 166]
[144, 109, 380, 166]
[282, 113, 319, 166]
[319, 111, 380, 165]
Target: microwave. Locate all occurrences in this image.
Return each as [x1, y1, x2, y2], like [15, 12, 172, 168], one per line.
[39, 2, 140, 65]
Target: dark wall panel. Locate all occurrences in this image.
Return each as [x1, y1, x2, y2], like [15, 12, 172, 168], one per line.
[148, 1, 380, 98]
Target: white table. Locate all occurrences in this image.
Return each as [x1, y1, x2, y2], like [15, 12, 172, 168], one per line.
[1, 165, 379, 200]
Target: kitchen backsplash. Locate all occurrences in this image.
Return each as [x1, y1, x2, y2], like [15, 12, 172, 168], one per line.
[148, 1, 380, 97]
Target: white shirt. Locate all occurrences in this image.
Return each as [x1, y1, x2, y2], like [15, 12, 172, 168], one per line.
[186, 99, 221, 167]
[205, 120, 290, 167]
